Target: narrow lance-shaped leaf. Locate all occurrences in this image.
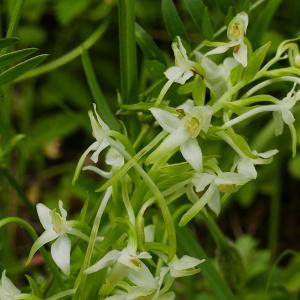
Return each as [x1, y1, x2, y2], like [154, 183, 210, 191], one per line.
[242, 41, 271, 82]
[81, 48, 120, 131]
[0, 48, 37, 68]
[162, 0, 189, 42]
[135, 23, 166, 65]
[182, 0, 205, 31]
[118, 0, 138, 104]
[0, 37, 19, 49]
[202, 6, 214, 40]
[0, 54, 48, 86]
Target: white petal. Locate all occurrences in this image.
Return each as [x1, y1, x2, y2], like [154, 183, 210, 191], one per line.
[144, 224, 155, 242]
[206, 45, 231, 56]
[137, 251, 152, 260]
[150, 108, 181, 133]
[164, 66, 183, 82]
[177, 99, 194, 113]
[170, 255, 204, 270]
[207, 187, 221, 215]
[51, 235, 71, 275]
[90, 139, 110, 163]
[84, 250, 120, 274]
[237, 158, 257, 179]
[105, 147, 124, 168]
[127, 262, 156, 289]
[192, 173, 215, 192]
[273, 111, 284, 135]
[257, 149, 279, 159]
[176, 70, 194, 84]
[281, 108, 295, 125]
[215, 172, 249, 186]
[58, 200, 67, 221]
[27, 230, 58, 265]
[180, 139, 202, 171]
[233, 40, 248, 67]
[36, 203, 52, 231]
[1, 271, 20, 296]
[92, 103, 109, 129]
[83, 165, 112, 178]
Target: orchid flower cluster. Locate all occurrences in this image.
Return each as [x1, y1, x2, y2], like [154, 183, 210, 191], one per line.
[2, 11, 300, 299]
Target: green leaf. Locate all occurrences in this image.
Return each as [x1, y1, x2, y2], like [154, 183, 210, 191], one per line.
[118, 0, 138, 104]
[242, 41, 271, 82]
[144, 59, 165, 80]
[161, 0, 189, 42]
[81, 49, 120, 131]
[55, 0, 89, 25]
[0, 48, 37, 68]
[182, 0, 205, 30]
[177, 227, 236, 300]
[202, 6, 214, 40]
[135, 23, 166, 64]
[248, 0, 282, 47]
[25, 275, 42, 297]
[0, 54, 48, 86]
[0, 37, 19, 49]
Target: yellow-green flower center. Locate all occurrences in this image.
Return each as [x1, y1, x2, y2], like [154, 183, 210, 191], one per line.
[184, 116, 201, 138]
[51, 210, 65, 234]
[228, 22, 242, 40]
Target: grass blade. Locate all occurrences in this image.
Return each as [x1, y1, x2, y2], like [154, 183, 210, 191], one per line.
[81, 48, 120, 131]
[0, 37, 19, 50]
[0, 48, 37, 68]
[0, 54, 48, 85]
[177, 227, 236, 300]
[161, 0, 189, 42]
[118, 0, 138, 104]
[182, 0, 205, 31]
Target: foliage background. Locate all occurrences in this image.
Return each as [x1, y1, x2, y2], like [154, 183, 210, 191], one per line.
[1, 0, 300, 298]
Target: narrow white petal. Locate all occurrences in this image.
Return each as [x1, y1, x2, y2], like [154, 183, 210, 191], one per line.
[215, 172, 249, 185]
[144, 224, 155, 242]
[105, 147, 124, 168]
[177, 99, 194, 113]
[281, 108, 295, 125]
[164, 66, 183, 81]
[127, 262, 156, 289]
[92, 103, 109, 129]
[90, 139, 110, 163]
[170, 255, 204, 270]
[36, 203, 52, 231]
[84, 250, 120, 274]
[257, 149, 279, 159]
[233, 40, 248, 67]
[58, 200, 67, 221]
[51, 235, 71, 275]
[137, 252, 152, 260]
[206, 45, 231, 56]
[176, 70, 194, 84]
[180, 139, 202, 171]
[237, 158, 257, 179]
[192, 173, 215, 192]
[83, 165, 112, 178]
[27, 230, 58, 265]
[149, 108, 181, 133]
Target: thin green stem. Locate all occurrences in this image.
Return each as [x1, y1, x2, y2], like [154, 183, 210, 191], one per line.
[16, 22, 108, 81]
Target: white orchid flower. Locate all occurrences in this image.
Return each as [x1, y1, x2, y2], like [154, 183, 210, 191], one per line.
[164, 37, 195, 85]
[73, 103, 123, 183]
[179, 170, 250, 225]
[83, 144, 125, 179]
[85, 246, 151, 274]
[222, 86, 300, 136]
[0, 271, 20, 300]
[125, 263, 175, 300]
[146, 100, 213, 171]
[196, 52, 239, 98]
[236, 149, 279, 179]
[168, 255, 205, 278]
[27, 201, 87, 275]
[206, 12, 248, 67]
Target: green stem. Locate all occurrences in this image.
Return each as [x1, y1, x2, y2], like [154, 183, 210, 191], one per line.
[16, 22, 108, 81]
[74, 188, 112, 298]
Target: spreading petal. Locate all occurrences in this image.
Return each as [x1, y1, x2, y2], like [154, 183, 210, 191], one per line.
[150, 108, 181, 133]
[36, 203, 52, 231]
[233, 40, 248, 67]
[90, 138, 110, 163]
[51, 235, 71, 275]
[1, 271, 20, 296]
[207, 187, 221, 215]
[84, 250, 120, 274]
[192, 173, 215, 192]
[164, 66, 183, 82]
[27, 230, 58, 265]
[180, 138, 202, 171]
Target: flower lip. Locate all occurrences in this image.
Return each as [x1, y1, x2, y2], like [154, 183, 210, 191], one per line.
[183, 115, 201, 138]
